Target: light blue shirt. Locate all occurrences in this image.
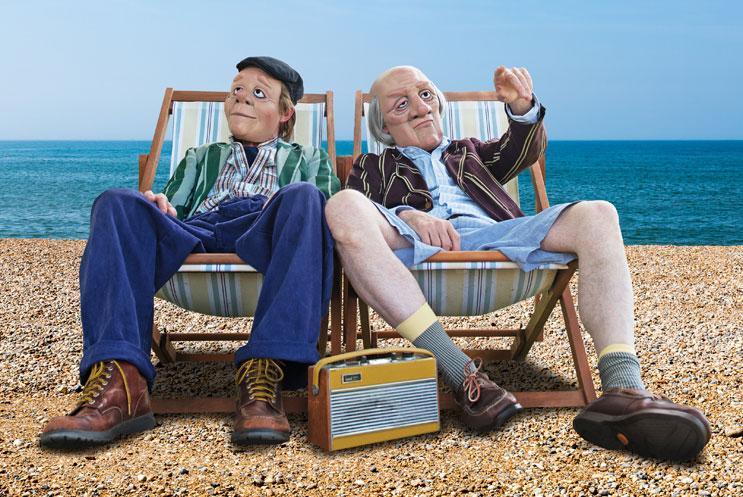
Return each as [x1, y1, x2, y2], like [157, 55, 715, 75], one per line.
[392, 96, 541, 221]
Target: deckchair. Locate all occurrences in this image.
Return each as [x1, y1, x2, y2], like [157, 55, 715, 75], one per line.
[137, 89, 342, 414]
[335, 90, 597, 409]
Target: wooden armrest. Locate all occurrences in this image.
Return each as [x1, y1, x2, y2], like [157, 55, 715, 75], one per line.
[424, 250, 512, 263]
[183, 251, 510, 265]
[138, 154, 150, 192]
[183, 253, 246, 264]
[337, 155, 353, 186]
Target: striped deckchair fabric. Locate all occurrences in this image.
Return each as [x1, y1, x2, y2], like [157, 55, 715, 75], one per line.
[158, 266, 263, 317]
[156, 98, 327, 317]
[360, 95, 549, 316]
[169, 100, 326, 175]
[410, 262, 561, 316]
[363, 99, 519, 205]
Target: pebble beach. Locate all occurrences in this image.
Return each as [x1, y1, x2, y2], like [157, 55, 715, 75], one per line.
[0, 239, 741, 496]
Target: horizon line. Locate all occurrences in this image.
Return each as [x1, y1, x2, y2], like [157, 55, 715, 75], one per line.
[1, 138, 742, 143]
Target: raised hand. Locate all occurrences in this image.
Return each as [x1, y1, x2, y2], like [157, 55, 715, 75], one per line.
[142, 190, 177, 217]
[493, 66, 534, 115]
[399, 210, 461, 251]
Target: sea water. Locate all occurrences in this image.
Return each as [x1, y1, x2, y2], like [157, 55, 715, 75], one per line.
[0, 140, 740, 244]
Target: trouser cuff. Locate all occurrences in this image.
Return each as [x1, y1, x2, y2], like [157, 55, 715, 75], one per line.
[80, 340, 156, 390]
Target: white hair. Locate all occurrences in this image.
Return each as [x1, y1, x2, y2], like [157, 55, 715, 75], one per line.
[367, 67, 447, 147]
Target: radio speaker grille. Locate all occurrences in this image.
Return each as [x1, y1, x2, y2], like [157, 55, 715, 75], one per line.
[330, 379, 439, 437]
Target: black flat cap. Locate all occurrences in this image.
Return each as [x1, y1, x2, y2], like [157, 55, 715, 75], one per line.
[236, 56, 304, 104]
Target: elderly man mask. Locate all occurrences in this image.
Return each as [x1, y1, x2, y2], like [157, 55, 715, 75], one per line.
[325, 65, 710, 462]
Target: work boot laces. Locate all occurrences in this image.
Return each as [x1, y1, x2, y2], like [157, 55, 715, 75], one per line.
[462, 357, 484, 403]
[77, 360, 132, 416]
[235, 359, 284, 403]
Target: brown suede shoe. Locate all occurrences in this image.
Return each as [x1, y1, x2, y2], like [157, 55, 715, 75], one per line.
[40, 360, 155, 449]
[573, 388, 712, 461]
[453, 359, 523, 432]
[232, 358, 290, 445]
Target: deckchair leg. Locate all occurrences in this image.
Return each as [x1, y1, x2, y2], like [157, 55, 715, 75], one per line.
[329, 258, 343, 355]
[505, 260, 597, 406]
[348, 288, 373, 350]
[138, 154, 149, 191]
[439, 285, 596, 409]
[343, 279, 359, 352]
[151, 321, 176, 363]
[317, 314, 329, 357]
[359, 301, 373, 349]
[560, 289, 597, 404]
[331, 312, 343, 356]
[534, 294, 545, 342]
[512, 261, 577, 361]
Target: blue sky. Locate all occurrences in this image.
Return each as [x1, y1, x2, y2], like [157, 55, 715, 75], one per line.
[1, 0, 741, 140]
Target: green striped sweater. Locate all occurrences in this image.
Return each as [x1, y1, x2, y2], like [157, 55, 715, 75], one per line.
[162, 140, 340, 220]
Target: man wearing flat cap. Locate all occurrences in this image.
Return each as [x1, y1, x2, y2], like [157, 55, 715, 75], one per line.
[41, 56, 340, 448]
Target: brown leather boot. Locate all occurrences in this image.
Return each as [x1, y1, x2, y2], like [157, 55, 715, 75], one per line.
[453, 358, 523, 432]
[40, 360, 155, 449]
[573, 388, 712, 461]
[232, 358, 290, 445]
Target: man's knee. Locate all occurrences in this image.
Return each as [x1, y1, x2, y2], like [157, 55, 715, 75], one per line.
[279, 182, 322, 201]
[324, 190, 375, 245]
[93, 188, 139, 205]
[91, 188, 147, 216]
[565, 200, 620, 231]
[561, 201, 623, 255]
[272, 182, 324, 213]
[590, 200, 619, 225]
[580, 201, 621, 236]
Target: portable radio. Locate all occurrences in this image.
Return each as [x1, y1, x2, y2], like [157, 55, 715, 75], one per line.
[308, 348, 440, 451]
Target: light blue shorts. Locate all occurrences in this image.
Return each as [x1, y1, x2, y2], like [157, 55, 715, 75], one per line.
[375, 202, 580, 272]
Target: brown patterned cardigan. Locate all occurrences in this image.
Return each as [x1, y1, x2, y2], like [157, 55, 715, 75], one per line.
[346, 105, 547, 221]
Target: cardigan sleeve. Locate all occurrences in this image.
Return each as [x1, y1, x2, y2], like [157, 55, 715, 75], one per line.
[345, 153, 385, 204]
[304, 146, 341, 200]
[472, 104, 547, 185]
[161, 146, 201, 220]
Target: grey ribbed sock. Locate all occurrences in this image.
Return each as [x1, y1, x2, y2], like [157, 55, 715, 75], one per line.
[412, 321, 474, 392]
[598, 352, 645, 391]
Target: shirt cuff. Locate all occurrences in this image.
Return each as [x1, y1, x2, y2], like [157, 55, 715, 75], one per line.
[393, 205, 415, 216]
[506, 94, 540, 124]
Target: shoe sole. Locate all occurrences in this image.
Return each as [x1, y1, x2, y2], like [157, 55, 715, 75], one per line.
[39, 413, 156, 449]
[473, 402, 524, 432]
[231, 429, 290, 446]
[573, 408, 710, 461]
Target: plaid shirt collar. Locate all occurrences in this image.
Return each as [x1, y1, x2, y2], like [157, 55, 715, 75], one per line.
[227, 136, 278, 175]
[229, 135, 278, 160]
[229, 135, 279, 149]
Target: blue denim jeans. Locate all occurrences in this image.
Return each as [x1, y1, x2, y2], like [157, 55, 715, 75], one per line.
[78, 183, 334, 389]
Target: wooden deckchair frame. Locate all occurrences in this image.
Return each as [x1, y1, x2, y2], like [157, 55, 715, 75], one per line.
[137, 89, 342, 414]
[336, 90, 596, 409]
